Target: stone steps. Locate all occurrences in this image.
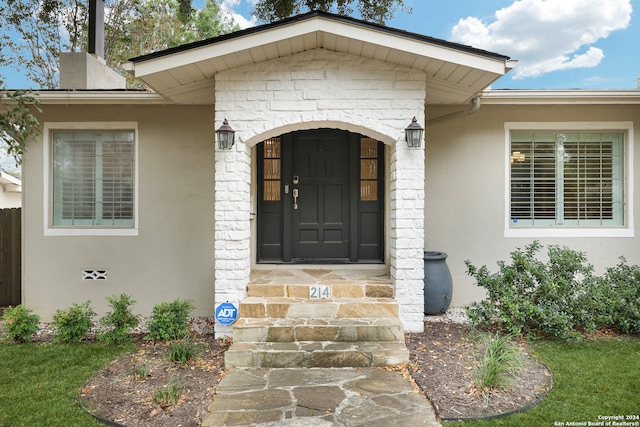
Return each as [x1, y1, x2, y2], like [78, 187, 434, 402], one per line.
[232, 317, 404, 343]
[239, 297, 399, 319]
[225, 341, 409, 368]
[226, 271, 408, 369]
[247, 283, 394, 299]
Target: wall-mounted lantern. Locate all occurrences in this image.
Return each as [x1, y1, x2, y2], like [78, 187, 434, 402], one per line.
[216, 118, 235, 150]
[405, 116, 424, 148]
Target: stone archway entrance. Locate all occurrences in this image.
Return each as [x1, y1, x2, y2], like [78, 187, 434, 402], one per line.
[257, 129, 384, 263]
[213, 121, 425, 337]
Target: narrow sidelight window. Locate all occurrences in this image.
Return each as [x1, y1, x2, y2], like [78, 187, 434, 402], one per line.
[263, 137, 281, 201]
[360, 137, 378, 201]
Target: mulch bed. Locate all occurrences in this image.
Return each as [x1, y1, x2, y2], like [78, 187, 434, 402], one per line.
[406, 321, 552, 421]
[77, 321, 552, 426]
[80, 336, 230, 427]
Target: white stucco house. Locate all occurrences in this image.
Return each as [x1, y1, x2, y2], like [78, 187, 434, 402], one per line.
[0, 170, 21, 209]
[19, 11, 640, 343]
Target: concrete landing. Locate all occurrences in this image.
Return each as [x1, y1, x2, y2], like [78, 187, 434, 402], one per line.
[201, 367, 441, 427]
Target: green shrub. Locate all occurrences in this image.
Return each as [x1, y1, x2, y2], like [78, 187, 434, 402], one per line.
[473, 332, 523, 391]
[602, 258, 640, 333]
[167, 336, 204, 365]
[98, 294, 139, 344]
[465, 241, 605, 340]
[145, 299, 195, 341]
[51, 301, 96, 342]
[1, 305, 40, 343]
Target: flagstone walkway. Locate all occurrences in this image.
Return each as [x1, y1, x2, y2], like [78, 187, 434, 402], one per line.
[201, 367, 441, 426]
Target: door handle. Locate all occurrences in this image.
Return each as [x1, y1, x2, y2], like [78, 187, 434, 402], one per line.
[292, 188, 299, 210]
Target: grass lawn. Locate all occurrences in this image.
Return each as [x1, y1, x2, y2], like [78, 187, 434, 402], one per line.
[1, 337, 638, 426]
[0, 342, 130, 427]
[450, 337, 640, 426]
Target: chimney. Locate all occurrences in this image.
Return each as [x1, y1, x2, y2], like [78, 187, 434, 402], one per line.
[59, 0, 126, 89]
[88, 0, 105, 58]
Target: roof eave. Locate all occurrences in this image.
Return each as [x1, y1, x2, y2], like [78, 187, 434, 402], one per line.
[129, 10, 509, 65]
[32, 91, 170, 105]
[481, 89, 640, 104]
[127, 12, 511, 80]
[0, 171, 22, 188]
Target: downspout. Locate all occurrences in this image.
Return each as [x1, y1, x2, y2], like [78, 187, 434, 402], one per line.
[427, 96, 482, 127]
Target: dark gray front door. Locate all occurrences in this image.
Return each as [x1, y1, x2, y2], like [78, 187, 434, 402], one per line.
[257, 129, 384, 263]
[291, 130, 350, 260]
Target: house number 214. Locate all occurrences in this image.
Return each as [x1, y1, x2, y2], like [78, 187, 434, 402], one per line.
[309, 285, 331, 299]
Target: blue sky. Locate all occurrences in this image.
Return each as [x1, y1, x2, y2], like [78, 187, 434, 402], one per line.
[218, 0, 638, 90]
[391, 0, 637, 89]
[0, 0, 637, 90]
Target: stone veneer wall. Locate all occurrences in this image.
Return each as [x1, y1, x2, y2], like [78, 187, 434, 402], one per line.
[214, 147, 252, 337]
[214, 48, 426, 335]
[390, 142, 426, 332]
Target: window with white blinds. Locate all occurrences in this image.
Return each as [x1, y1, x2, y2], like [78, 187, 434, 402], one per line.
[510, 132, 624, 227]
[52, 131, 135, 227]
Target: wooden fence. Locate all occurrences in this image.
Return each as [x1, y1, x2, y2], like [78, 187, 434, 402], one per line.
[0, 208, 21, 307]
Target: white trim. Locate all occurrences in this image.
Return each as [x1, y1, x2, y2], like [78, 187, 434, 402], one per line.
[505, 121, 634, 130]
[503, 122, 634, 238]
[43, 122, 139, 237]
[46, 228, 139, 237]
[0, 91, 169, 105]
[483, 90, 640, 104]
[505, 228, 634, 238]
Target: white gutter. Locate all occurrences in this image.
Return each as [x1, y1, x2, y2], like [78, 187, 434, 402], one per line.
[426, 89, 640, 126]
[481, 89, 640, 104]
[3, 91, 170, 105]
[428, 96, 482, 127]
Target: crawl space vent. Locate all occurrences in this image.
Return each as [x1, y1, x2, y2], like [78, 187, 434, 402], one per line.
[82, 270, 108, 281]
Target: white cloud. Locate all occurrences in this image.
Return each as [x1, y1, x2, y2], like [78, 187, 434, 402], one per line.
[220, 0, 257, 29]
[451, 0, 632, 79]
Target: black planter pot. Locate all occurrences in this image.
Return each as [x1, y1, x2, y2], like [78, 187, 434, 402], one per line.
[423, 251, 453, 315]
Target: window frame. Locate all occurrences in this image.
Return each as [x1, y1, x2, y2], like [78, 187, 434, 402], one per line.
[504, 122, 634, 238]
[44, 122, 139, 236]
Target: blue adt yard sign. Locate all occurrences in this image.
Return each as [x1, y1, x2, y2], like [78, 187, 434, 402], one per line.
[215, 302, 238, 325]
